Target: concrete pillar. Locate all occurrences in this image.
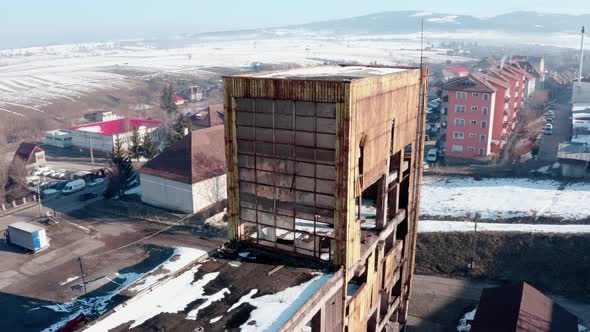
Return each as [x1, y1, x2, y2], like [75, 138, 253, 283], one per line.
[22, 197, 27, 204]
[376, 175, 388, 229]
[1, 204, 5, 211]
[12, 201, 17, 208]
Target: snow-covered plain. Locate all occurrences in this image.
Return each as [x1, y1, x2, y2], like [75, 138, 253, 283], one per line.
[420, 176, 590, 221]
[0, 31, 472, 115]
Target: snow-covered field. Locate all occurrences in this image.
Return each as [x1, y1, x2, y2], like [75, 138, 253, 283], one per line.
[420, 176, 590, 221]
[0, 31, 473, 115]
[419, 220, 590, 234]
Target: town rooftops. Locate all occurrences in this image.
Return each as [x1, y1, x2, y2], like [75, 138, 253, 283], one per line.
[70, 117, 162, 136]
[13, 142, 43, 164]
[448, 65, 470, 73]
[139, 125, 225, 185]
[442, 75, 496, 93]
[471, 281, 578, 332]
[231, 65, 413, 81]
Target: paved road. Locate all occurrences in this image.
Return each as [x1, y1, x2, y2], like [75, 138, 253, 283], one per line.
[407, 275, 590, 331]
[538, 98, 572, 162]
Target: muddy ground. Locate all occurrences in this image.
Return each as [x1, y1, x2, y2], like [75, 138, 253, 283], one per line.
[416, 232, 590, 300]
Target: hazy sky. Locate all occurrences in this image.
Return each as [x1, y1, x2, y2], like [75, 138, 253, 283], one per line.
[1, 0, 589, 48]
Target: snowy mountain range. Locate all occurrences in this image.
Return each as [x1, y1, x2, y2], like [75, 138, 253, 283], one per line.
[284, 11, 588, 35]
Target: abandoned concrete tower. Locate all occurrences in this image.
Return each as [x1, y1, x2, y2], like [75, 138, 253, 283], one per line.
[223, 65, 427, 331]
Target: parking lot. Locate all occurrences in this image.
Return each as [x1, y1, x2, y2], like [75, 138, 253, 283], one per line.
[0, 189, 225, 331]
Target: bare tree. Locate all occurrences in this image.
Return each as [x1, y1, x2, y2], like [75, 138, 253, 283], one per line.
[6, 157, 29, 201]
[0, 160, 8, 203]
[192, 153, 225, 214]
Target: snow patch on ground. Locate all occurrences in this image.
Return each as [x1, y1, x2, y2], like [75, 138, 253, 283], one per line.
[186, 287, 230, 320]
[457, 307, 477, 331]
[86, 270, 221, 331]
[239, 273, 333, 332]
[210, 316, 223, 323]
[419, 220, 590, 233]
[420, 176, 590, 221]
[128, 247, 205, 292]
[58, 276, 80, 286]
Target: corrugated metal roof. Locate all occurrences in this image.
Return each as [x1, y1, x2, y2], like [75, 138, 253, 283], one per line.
[71, 117, 162, 136]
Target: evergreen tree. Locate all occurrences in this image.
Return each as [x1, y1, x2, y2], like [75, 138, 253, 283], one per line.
[165, 113, 192, 147]
[160, 84, 177, 114]
[112, 135, 125, 159]
[129, 127, 142, 161]
[141, 132, 159, 160]
[105, 135, 138, 198]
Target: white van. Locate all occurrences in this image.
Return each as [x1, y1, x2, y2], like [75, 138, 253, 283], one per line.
[62, 179, 86, 194]
[426, 148, 439, 162]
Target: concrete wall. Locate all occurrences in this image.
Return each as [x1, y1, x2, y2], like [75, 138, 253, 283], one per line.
[192, 175, 227, 212]
[140, 173, 227, 213]
[71, 131, 113, 153]
[140, 173, 194, 213]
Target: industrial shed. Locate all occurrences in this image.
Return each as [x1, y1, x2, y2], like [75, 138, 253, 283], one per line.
[139, 126, 226, 214]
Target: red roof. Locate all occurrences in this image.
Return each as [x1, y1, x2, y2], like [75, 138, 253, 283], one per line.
[449, 66, 470, 73]
[70, 117, 162, 136]
[174, 96, 184, 101]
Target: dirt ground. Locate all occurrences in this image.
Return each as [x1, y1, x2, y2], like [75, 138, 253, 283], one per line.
[416, 232, 590, 300]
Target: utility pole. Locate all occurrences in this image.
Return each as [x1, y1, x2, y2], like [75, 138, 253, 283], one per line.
[77, 257, 89, 298]
[89, 137, 95, 167]
[579, 26, 585, 88]
[36, 182, 42, 217]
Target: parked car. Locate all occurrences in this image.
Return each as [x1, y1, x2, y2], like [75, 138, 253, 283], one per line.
[62, 179, 86, 194]
[545, 117, 554, 124]
[426, 148, 439, 162]
[88, 178, 104, 187]
[545, 124, 553, 135]
[546, 110, 555, 117]
[79, 192, 97, 201]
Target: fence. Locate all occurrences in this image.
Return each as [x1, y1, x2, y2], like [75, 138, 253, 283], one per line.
[0, 195, 38, 214]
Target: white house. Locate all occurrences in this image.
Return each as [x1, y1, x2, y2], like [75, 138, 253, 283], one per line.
[69, 117, 163, 154]
[139, 126, 226, 213]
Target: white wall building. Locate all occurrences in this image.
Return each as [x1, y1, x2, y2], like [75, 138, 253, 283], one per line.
[69, 117, 163, 154]
[139, 126, 226, 214]
[44, 130, 73, 148]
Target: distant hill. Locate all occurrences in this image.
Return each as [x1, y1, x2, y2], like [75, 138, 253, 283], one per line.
[283, 10, 589, 35]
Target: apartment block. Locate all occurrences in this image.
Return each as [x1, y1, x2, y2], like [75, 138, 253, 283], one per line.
[443, 75, 496, 158]
[223, 65, 427, 331]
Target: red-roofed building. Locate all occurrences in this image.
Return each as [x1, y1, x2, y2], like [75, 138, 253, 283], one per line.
[70, 117, 163, 154]
[174, 95, 185, 106]
[441, 65, 470, 81]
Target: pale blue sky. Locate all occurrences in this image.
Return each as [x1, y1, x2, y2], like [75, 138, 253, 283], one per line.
[1, 0, 589, 48]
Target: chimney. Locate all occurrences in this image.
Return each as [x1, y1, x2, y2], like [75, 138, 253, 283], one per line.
[183, 127, 189, 136]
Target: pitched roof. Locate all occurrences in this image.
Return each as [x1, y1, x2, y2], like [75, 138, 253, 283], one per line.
[443, 75, 496, 93]
[449, 66, 470, 73]
[174, 95, 184, 101]
[471, 282, 578, 332]
[139, 125, 225, 184]
[13, 142, 43, 164]
[70, 117, 162, 136]
[473, 72, 511, 89]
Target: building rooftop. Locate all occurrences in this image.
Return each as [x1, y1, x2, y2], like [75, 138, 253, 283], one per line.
[139, 125, 225, 184]
[70, 117, 162, 136]
[85, 246, 333, 332]
[13, 142, 43, 164]
[443, 75, 496, 93]
[572, 82, 590, 105]
[471, 281, 578, 332]
[558, 142, 590, 162]
[235, 65, 412, 81]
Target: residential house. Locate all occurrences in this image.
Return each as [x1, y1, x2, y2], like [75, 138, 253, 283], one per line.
[174, 96, 185, 106]
[191, 104, 224, 129]
[443, 75, 496, 159]
[12, 142, 46, 170]
[139, 125, 226, 213]
[441, 65, 470, 81]
[70, 117, 163, 154]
